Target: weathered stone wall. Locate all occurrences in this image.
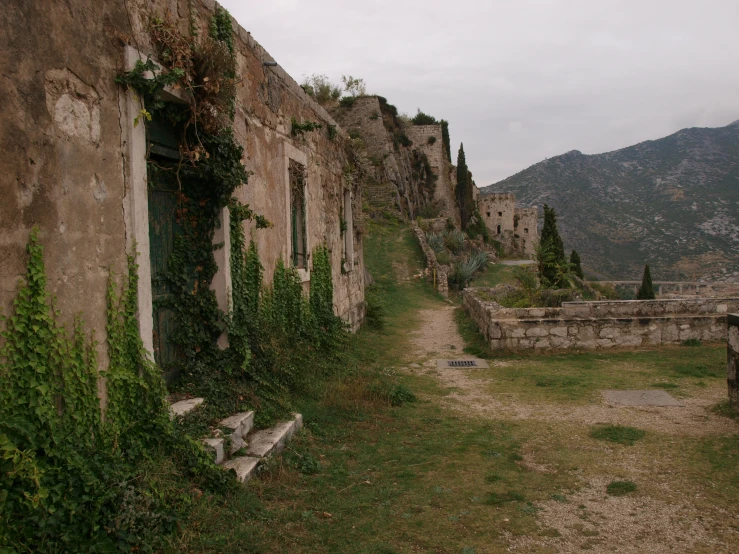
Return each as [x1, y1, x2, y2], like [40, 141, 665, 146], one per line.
[405, 125, 458, 221]
[728, 314, 739, 408]
[514, 207, 538, 256]
[411, 222, 448, 297]
[463, 288, 739, 351]
[479, 193, 516, 236]
[0, 0, 366, 375]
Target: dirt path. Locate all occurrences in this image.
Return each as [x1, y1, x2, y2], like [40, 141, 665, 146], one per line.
[407, 304, 739, 553]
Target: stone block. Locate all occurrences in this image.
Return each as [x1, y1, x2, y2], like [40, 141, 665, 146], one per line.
[528, 308, 546, 318]
[510, 327, 526, 338]
[599, 327, 620, 339]
[550, 336, 569, 348]
[596, 339, 615, 348]
[568, 326, 579, 336]
[662, 325, 679, 342]
[550, 327, 567, 337]
[203, 438, 225, 465]
[729, 325, 739, 353]
[717, 304, 728, 314]
[219, 411, 255, 439]
[246, 413, 302, 458]
[169, 398, 204, 419]
[526, 327, 549, 338]
[223, 456, 261, 483]
[533, 339, 551, 349]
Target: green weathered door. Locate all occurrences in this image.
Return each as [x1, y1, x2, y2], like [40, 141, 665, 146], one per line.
[147, 118, 182, 378]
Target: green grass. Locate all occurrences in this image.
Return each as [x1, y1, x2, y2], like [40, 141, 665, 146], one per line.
[468, 263, 517, 288]
[159, 219, 739, 552]
[606, 480, 638, 496]
[590, 425, 646, 445]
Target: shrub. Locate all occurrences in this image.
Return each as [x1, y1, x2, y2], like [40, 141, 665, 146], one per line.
[339, 96, 356, 108]
[436, 250, 452, 265]
[411, 109, 438, 125]
[300, 74, 341, 104]
[443, 229, 466, 254]
[426, 232, 445, 253]
[364, 285, 386, 330]
[427, 135, 437, 145]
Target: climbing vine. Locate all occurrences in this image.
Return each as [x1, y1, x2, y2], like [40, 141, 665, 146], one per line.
[0, 229, 231, 551]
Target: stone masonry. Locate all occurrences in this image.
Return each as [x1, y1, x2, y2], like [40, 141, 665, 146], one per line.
[464, 287, 739, 351]
[478, 193, 537, 256]
[411, 222, 449, 297]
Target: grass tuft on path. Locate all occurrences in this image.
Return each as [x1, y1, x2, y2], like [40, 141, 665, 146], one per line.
[590, 425, 646, 445]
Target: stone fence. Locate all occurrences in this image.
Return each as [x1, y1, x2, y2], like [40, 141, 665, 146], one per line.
[463, 287, 739, 351]
[411, 222, 448, 297]
[594, 281, 739, 298]
[729, 314, 739, 408]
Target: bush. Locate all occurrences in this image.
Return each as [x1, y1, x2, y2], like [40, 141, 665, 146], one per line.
[427, 135, 437, 145]
[426, 232, 445, 253]
[436, 250, 452, 265]
[443, 229, 466, 254]
[364, 285, 386, 330]
[411, 109, 438, 125]
[300, 74, 341, 104]
[339, 96, 356, 108]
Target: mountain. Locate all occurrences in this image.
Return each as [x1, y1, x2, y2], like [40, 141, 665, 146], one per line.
[482, 121, 739, 281]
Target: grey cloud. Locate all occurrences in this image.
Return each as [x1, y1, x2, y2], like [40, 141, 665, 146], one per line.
[220, 0, 739, 183]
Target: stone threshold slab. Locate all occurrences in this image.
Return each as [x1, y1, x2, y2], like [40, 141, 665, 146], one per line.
[246, 414, 303, 458]
[602, 389, 684, 407]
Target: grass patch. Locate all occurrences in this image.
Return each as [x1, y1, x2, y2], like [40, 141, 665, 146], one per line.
[590, 425, 646, 446]
[484, 491, 526, 505]
[606, 480, 637, 496]
[681, 338, 702, 347]
[711, 400, 739, 420]
[454, 307, 494, 358]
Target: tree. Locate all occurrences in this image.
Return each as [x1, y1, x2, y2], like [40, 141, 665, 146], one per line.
[441, 120, 451, 162]
[411, 109, 437, 125]
[570, 250, 584, 279]
[538, 205, 567, 286]
[637, 264, 655, 300]
[456, 144, 475, 229]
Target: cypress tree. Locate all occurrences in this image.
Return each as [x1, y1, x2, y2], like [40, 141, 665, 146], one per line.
[570, 250, 584, 279]
[441, 120, 451, 162]
[540, 205, 565, 265]
[456, 144, 474, 229]
[637, 264, 655, 300]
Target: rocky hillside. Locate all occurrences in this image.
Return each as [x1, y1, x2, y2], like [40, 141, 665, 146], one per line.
[482, 121, 739, 281]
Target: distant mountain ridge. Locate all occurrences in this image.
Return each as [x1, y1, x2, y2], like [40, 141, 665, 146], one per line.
[482, 121, 739, 281]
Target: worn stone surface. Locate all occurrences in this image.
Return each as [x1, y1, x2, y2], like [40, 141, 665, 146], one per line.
[246, 414, 302, 458]
[602, 390, 684, 407]
[222, 456, 261, 483]
[219, 411, 254, 439]
[463, 288, 739, 352]
[169, 398, 204, 418]
[202, 438, 225, 465]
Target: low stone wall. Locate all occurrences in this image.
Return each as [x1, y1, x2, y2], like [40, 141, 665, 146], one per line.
[411, 222, 448, 297]
[463, 287, 739, 351]
[729, 314, 739, 408]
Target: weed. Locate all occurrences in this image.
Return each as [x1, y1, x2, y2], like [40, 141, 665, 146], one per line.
[590, 425, 646, 446]
[682, 338, 702, 347]
[606, 480, 637, 496]
[484, 491, 525, 505]
[485, 473, 503, 483]
[711, 401, 739, 420]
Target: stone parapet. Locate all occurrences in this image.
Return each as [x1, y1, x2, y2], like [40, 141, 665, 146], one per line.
[411, 222, 448, 297]
[463, 288, 738, 352]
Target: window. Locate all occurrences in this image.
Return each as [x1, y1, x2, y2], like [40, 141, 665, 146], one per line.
[289, 159, 307, 269]
[496, 224, 501, 234]
[486, 211, 490, 217]
[343, 189, 354, 268]
[498, 211, 502, 217]
[524, 228, 529, 234]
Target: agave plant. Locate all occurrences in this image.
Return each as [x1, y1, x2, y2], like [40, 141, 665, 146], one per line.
[443, 229, 466, 254]
[426, 232, 445, 254]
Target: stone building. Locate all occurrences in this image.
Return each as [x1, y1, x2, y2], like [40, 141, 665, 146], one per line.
[478, 193, 538, 256]
[0, 0, 365, 376]
[331, 97, 458, 222]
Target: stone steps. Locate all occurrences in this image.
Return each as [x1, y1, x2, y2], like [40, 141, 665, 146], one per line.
[168, 398, 302, 484]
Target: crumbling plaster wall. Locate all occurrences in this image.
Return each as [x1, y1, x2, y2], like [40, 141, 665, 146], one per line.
[464, 288, 739, 351]
[0, 0, 366, 374]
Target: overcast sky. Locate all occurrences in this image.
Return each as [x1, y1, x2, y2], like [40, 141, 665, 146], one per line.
[220, 0, 739, 184]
